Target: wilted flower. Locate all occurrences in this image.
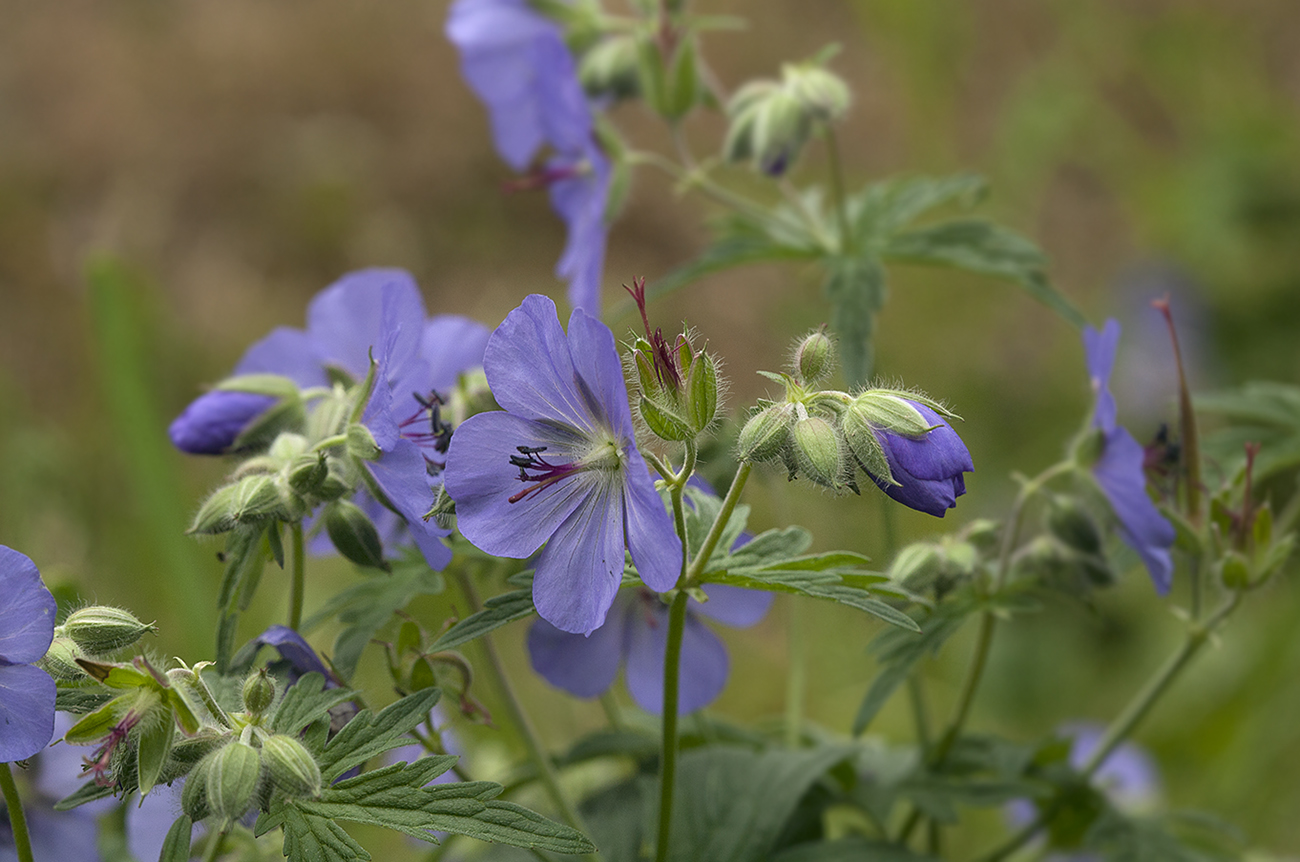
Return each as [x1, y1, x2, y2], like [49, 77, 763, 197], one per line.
[444, 295, 681, 635]
[446, 0, 610, 313]
[528, 584, 772, 714]
[0, 545, 57, 762]
[1083, 321, 1176, 594]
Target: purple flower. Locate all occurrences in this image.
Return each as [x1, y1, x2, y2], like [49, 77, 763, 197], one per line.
[443, 295, 681, 635]
[868, 401, 974, 517]
[0, 546, 57, 762]
[528, 584, 772, 714]
[1083, 321, 1176, 594]
[446, 0, 610, 313]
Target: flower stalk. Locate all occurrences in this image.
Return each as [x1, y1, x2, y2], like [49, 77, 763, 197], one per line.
[0, 763, 35, 862]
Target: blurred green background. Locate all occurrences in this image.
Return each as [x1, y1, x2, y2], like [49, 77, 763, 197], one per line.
[2, 0, 1299, 856]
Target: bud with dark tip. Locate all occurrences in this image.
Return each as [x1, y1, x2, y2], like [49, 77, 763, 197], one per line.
[1048, 496, 1104, 556]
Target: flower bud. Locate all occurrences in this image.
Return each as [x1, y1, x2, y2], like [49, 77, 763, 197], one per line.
[684, 351, 720, 432]
[63, 606, 157, 655]
[324, 499, 390, 571]
[1218, 550, 1251, 590]
[888, 543, 944, 589]
[1047, 497, 1104, 556]
[288, 452, 330, 497]
[241, 669, 276, 717]
[579, 34, 641, 100]
[182, 752, 213, 820]
[723, 83, 810, 176]
[205, 740, 262, 822]
[793, 328, 835, 385]
[189, 474, 283, 534]
[260, 734, 322, 798]
[346, 423, 381, 462]
[737, 403, 794, 462]
[791, 415, 845, 489]
[783, 62, 851, 123]
[41, 636, 88, 681]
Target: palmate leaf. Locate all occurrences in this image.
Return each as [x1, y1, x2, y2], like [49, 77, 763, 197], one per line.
[1196, 381, 1300, 482]
[269, 672, 357, 738]
[822, 253, 886, 385]
[255, 760, 596, 861]
[427, 578, 537, 653]
[771, 838, 940, 862]
[315, 686, 443, 782]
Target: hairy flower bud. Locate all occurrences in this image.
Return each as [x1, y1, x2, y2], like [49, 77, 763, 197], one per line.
[579, 34, 641, 100]
[737, 403, 794, 462]
[723, 82, 810, 176]
[793, 328, 835, 385]
[63, 606, 157, 655]
[41, 636, 88, 681]
[189, 474, 284, 534]
[287, 452, 330, 497]
[261, 734, 322, 798]
[791, 415, 846, 489]
[783, 62, 851, 123]
[241, 669, 276, 717]
[206, 740, 263, 822]
[324, 499, 390, 572]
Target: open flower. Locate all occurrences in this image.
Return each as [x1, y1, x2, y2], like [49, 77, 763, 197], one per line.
[0, 545, 57, 762]
[1083, 321, 1176, 594]
[446, 0, 609, 313]
[528, 584, 772, 714]
[444, 294, 680, 634]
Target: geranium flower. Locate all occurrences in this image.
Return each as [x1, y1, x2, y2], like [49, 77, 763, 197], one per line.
[446, 0, 610, 313]
[528, 584, 773, 714]
[1083, 321, 1176, 594]
[443, 294, 680, 634]
[848, 398, 974, 517]
[0, 545, 57, 762]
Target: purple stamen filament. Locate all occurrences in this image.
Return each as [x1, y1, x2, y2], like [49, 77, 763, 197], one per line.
[508, 446, 583, 504]
[400, 390, 453, 471]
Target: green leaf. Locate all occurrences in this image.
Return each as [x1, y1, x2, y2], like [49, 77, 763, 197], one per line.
[852, 604, 969, 736]
[300, 562, 444, 678]
[158, 815, 194, 862]
[317, 687, 443, 782]
[136, 719, 174, 796]
[54, 687, 113, 715]
[427, 587, 537, 653]
[54, 779, 117, 812]
[881, 220, 1086, 329]
[665, 746, 852, 862]
[1197, 382, 1300, 482]
[269, 672, 357, 739]
[822, 254, 885, 385]
[259, 760, 596, 857]
[851, 173, 989, 237]
[64, 698, 122, 744]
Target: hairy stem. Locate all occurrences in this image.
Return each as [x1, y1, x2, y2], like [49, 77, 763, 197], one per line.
[785, 596, 806, 748]
[655, 590, 691, 862]
[684, 462, 753, 584]
[0, 763, 34, 862]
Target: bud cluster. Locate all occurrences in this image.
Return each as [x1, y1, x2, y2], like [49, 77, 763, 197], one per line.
[736, 330, 970, 516]
[723, 53, 851, 176]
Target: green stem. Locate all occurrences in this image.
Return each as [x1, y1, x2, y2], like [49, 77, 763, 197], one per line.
[288, 522, 306, 632]
[455, 573, 591, 852]
[654, 590, 691, 862]
[784, 596, 806, 748]
[907, 675, 932, 755]
[0, 763, 34, 862]
[600, 691, 625, 730]
[684, 462, 753, 584]
[897, 461, 1073, 844]
[976, 593, 1243, 862]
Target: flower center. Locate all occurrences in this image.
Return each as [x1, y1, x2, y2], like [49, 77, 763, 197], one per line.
[398, 389, 453, 473]
[507, 440, 622, 504]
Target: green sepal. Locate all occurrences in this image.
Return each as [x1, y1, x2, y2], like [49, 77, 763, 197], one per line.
[63, 698, 125, 744]
[136, 719, 175, 796]
[640, 394, 693, 441]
